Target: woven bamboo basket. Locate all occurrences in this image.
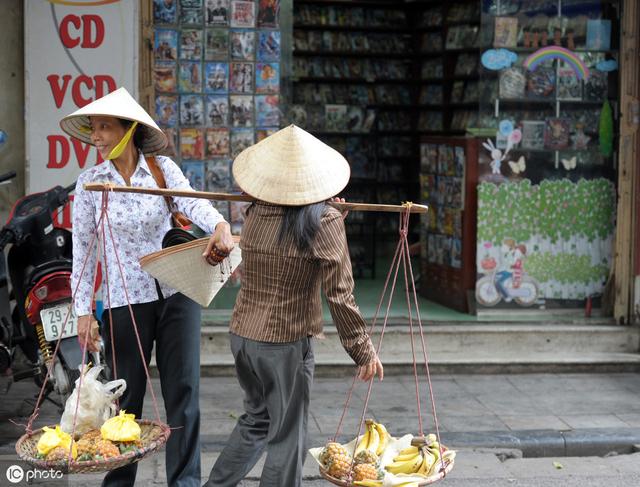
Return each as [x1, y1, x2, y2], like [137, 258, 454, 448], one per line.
[15, 420, 170, 474]
[319, 449, 455, 486]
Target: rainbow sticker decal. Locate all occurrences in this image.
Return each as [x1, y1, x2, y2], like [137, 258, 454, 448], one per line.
[523, 46, 590, 81]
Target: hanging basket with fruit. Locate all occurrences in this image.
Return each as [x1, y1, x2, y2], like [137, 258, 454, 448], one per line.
[310, 207, 456, 486]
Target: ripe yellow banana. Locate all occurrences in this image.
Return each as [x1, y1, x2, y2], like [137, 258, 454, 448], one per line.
[354, 428, 370, 456]
[397, 445, 419, 455]
[417, 447, 436, 476]
[385, 452, 423, 475]
[366, 421, 380, 454]
[396, 483, 420, 487]
[425, 433, 437, 446]
[373, 422, 390, 455]
[394, 451, 421, 462]
[426, 445, 442, 476]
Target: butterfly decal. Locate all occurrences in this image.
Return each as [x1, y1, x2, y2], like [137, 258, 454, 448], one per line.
[561, 156, 577, 170]
[508, 156, 526, 174]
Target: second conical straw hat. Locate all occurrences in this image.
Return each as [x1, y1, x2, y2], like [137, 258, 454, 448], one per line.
[232, 124, 350, 205]
[139, 236, 242, 307]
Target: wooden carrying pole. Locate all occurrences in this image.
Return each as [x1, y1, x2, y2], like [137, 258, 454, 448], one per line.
[83, 183, 429, 214]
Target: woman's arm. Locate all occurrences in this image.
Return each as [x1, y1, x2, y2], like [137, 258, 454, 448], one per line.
[316, 209, 383, 380]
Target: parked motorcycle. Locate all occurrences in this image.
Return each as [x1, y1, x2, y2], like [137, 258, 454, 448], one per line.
[0, 177, 92, 408]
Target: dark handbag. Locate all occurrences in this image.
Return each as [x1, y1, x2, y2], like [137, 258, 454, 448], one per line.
[161, 228, 198, 248]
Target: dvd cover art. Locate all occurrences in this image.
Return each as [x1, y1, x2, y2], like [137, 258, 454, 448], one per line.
[256, 128, 277, 141]
[255, 95, 279, 127]
[527, 66, 555, 99]
[346, 106, 365, 132]
[230, 128, 255, 157]
[182, 160, 206, 190]
[584, 71, 608, 101]
[205, 0, 229, 25]
[205, 29, 229, 60]
[521, 121, 546, 149]
[229, 62, 254, 93]
[557, 66, 582, 100]
[178, 61, 202, 92]
[204, 62, 229, 93]
[493, 16, 518, 47]
[230, 95, 254, 127]
[257, 31, 280, 61]
[179, 0, 203, 25]
[499, 67, 526, 99]
[205, 128, 230, 156]
[206, 95, 229, 126]
[586, 19, 611, 50]
[180, 29, 203, 61]
[205, 159, 231, 191]
[255, 63, 279, 93]
[325, 104, 347, 132]
[180, 128, 205, 160]
[154, 61, 177, 92]
[156, 95, 178, 127]
[160, 129, 176, 159]
[154, 0, 177, 24]
[180, 94, 204, 125]
[544, 118, 570, 150]
[230, 30, 255, 60]
[231, 0, 256, 28]
[155, 29, 178, 61]
[258, 0, 279, 28]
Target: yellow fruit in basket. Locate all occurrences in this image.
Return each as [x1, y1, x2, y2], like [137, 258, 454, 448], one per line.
[398, 445, 419, 455]
[326, 452, 353, 480]
[385, 451, 423, 475]
[101, 410, 141, 442]
[319, 441, 349, 467]
[354, 449, 379, 465]
[365, 420, 380, 454]
[95, 439, 120, 459]
[353, 463, 379, 481]
[37, 425, 77, 458]
[76, 429, 102, 457]
[353, 481, 382, 487]
[373, 422, 389, 455]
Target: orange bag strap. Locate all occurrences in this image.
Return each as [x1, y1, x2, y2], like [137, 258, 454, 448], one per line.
[146, 156, 192, 228]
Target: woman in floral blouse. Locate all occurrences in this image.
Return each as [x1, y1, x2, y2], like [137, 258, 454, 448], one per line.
[61, 87, 233, 487]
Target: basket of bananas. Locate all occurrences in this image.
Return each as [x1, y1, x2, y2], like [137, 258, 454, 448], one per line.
[15, 412, 170, 474]
[310, 420, 455, 487]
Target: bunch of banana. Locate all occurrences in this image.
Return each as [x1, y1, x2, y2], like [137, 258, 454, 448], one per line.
[420, 436, 457, 477]
[384, 445, 424, 475]
[354, 419, 390, 460]
[354, 481, 420, 487]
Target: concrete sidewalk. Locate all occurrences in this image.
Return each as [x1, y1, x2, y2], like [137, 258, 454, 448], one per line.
[2, 372, 640, 484]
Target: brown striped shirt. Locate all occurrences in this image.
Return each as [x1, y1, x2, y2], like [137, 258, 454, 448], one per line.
[230, 202, 376, 366]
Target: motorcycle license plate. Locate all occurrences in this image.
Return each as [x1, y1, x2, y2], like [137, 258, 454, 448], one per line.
[40, 303, 78, 341]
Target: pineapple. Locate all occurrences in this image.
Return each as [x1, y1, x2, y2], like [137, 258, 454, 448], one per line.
[327, 453, 352, 480]
[77, 429, 102, 458]
[95, 439, 120, 459]
[355, 449, 379, 465]
[46, 447, 71, 462]
[319, 442, 349, 467]
[353, 463, 380, 481]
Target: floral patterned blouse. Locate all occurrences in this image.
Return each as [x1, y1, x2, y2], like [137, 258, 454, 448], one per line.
[71, 154, 225, 315]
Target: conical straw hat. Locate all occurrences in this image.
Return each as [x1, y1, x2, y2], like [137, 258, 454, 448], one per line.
[60, 87, 167, 154]
[232, 124, 350, 205]
[139, 236, 242, 307]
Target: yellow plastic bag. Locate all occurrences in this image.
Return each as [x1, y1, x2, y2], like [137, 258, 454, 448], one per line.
[37, 425, 78, 459]
[100, 410, 141, 442]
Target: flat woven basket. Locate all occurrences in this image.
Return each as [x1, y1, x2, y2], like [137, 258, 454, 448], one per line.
[319, 455, 455, 486]
[15, 420, 170, 474]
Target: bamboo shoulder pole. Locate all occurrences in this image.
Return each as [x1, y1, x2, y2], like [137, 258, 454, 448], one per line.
[83, 183, 428, 214]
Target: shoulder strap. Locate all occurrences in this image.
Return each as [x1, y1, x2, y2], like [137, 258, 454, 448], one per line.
[145, 156, 192, 228]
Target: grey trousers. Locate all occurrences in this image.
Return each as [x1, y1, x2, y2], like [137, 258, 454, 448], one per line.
[100, 292, 202, 487]
[204, 334, 315, 487]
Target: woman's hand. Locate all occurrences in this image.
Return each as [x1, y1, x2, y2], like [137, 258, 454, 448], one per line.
[77, 314, 101, 352]
[331, 197, 349, 219]
[203, 221, 234, 266]
[357, 354, 384, 382]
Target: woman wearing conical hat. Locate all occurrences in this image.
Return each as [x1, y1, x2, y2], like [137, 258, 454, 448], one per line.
[204, 125, 383, 487]
[61, 87, 234, 487]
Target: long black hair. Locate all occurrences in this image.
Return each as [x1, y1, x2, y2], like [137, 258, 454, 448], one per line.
[278, 202, 326, 251]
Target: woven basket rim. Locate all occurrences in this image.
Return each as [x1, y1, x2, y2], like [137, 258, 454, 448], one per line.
[319, 457, 455, 486]
[15, 419, 170, 474]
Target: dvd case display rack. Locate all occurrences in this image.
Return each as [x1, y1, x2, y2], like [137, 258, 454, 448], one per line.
[290, 0, 484, 279]
[291, 0, 419, 278]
